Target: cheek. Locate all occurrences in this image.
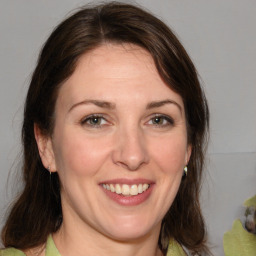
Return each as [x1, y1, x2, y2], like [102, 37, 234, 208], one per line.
[150, 135, 188, 173]
[53, 130, 110, 177]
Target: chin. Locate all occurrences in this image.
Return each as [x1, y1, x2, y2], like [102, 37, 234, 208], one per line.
[103, 217, 159, 242]
[108, 228, 152, 242]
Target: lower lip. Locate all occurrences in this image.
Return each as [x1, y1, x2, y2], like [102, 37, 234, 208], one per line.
[101, 185, 154, 206]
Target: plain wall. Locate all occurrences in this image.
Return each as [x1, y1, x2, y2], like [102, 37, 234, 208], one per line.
[0, 1, 255, 255]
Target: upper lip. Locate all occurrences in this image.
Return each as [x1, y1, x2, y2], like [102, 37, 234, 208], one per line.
[99, 178, 154, 185]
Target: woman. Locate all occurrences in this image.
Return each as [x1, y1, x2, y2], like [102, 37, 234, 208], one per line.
[1, 2, 210, 256]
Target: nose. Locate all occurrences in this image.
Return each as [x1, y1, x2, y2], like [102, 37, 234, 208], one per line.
[112, 126, 149, 171]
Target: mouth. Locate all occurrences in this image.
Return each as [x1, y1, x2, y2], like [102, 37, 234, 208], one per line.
[101, 183, 150, 196]
[99, 179, 154, 206]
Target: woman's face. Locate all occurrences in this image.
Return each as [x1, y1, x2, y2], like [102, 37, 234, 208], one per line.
[39, 43, 191, 241]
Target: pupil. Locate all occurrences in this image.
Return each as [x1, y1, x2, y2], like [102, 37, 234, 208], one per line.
[92, 117, 99, 124]
[154, 117, 162, 124]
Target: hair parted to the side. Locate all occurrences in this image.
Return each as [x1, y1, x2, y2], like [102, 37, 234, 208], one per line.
[1, 2, 210, 255]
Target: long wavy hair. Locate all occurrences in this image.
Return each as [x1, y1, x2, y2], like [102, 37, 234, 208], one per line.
[1, 2, 209, 255]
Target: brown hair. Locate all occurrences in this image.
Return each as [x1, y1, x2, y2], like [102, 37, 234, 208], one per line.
[1, 2, 209, 255]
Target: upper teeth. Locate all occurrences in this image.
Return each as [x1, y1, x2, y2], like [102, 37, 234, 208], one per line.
[102, 183, 149, 196]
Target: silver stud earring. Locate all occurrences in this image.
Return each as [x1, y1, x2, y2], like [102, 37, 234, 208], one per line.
[182, 166, 188, 179]
[184, 166, 188, 176]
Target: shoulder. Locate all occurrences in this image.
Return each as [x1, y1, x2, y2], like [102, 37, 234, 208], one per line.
[0, 248, 26, 256]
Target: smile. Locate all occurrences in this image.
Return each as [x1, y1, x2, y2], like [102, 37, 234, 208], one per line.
[102, 183, 150, 196]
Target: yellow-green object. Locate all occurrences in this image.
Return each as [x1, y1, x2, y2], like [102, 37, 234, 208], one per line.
[167, 238, 186, 256]
[223, 219, 256, 256]
[244, 195, 256, 208]
[0, 248, 25, 256]
[0, 235, 61, 256]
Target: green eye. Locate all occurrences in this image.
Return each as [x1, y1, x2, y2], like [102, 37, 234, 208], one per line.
[89, 117, 102, 125]
[149, 115, 174, 126]
[81, 115, 107, 127]
[152, 117, 165, 125]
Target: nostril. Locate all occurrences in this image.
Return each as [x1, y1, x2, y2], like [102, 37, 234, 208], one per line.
[111, 143, 149, 171]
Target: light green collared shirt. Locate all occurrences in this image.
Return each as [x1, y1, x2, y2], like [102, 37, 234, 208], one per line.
[0, 235, 186, 256]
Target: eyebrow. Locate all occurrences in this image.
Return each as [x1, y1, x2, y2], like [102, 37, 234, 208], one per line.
[69, 99, 182, 113]
[69, 100, 116, 112]
[146, 99, 182, 113]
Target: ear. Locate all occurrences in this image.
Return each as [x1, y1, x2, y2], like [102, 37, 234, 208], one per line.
[34, 123, 57, 173]
[185, 144, 192, 165]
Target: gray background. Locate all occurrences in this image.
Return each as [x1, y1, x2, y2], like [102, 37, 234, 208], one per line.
[0, 0, 255, 255]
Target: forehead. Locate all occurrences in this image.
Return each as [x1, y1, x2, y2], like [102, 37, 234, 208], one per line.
[76, 43, 158, 79]
[56, 43, 184, 109]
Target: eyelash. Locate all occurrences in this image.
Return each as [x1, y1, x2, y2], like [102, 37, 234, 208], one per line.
[80, 114, 174, 128]
[147, 114, 174, 127]
[80, 114, 108, 128]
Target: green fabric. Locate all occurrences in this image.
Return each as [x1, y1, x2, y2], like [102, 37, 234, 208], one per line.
[167, 239, 186, 256]
[1, 235, 185, 256]
[0, 235, 61, 256]
[0, 247, 26, 256]
[45, 235, 61, 256]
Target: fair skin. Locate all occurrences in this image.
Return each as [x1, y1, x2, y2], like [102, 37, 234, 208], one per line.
[35, 43, 191, 256]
